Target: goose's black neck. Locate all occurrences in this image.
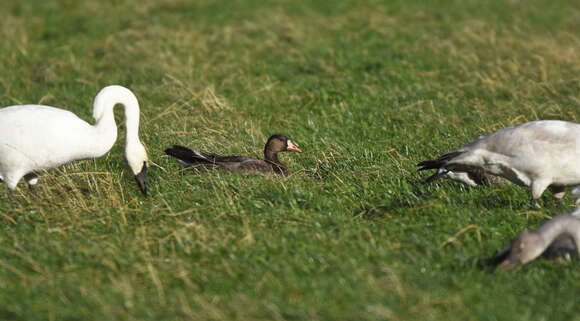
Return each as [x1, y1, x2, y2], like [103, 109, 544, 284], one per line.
[264, 149, 288, 175]
[264, 148, 279, 162]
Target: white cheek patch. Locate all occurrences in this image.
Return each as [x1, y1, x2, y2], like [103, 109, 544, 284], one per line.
[286, 140, 302, 152]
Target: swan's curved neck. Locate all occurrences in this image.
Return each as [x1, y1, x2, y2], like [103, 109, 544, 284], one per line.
[92, 86, 143, 154]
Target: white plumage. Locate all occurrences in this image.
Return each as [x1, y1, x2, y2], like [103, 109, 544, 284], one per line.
[0, 85, 148, 194]
[418, 120, 580, 208]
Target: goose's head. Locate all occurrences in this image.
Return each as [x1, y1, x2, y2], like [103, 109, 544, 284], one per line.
[265, 134, 302, 155]
[125, 142, 149, 196]
[500, 231, 545, 270]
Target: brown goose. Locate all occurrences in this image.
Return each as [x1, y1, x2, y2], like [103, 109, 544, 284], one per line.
[165, 134, 302, 176]
[489, 213, 580, 270]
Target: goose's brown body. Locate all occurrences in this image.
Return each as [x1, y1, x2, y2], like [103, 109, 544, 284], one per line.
[165, 134, 301, 176]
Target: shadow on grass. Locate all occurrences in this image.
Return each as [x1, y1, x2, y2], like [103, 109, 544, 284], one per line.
[353, 179, 571, 221]
[353, 179, 514, 220]
[354, 181, 434, 220]
[0, 308, 19, 321]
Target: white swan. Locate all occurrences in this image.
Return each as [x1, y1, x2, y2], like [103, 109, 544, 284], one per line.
[0, 85, 148, 195]
[491, 214, 580, 270]
[418, 120, 580, 208]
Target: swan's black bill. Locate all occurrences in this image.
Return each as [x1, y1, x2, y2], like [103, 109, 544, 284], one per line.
[134, 162, 148, 196]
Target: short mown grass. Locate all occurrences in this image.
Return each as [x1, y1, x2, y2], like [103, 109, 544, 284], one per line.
[1, 0, 580, 320]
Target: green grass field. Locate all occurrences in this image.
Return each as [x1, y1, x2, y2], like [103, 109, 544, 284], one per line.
[1, 0, 580, 320]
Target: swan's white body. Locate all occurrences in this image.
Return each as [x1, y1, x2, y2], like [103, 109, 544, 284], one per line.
[421, 120, 580, 207]
[0, 85, 148, 194]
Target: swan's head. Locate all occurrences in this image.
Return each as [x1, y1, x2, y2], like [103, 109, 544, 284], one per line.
[125, 142, 149, 196]
[500, 231, 545, 270]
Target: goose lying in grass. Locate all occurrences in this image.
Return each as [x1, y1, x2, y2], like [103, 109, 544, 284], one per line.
[165, 134, 301, 176]
[489, 211, 580, 270]
[418, 120, 580, 208]
[0, 85, 148, 195]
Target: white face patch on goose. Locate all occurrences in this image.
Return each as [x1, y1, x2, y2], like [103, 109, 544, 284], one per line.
[286, 140, 302, 153]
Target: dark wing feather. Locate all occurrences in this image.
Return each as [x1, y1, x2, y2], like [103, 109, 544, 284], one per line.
[236, 160, 287, 175]
[417, 151, 464, 171]
[165, 145, 216, 165]
[166, 145, 263, 166]
[166, 145, 287, 175]
[212, 155, 256, 163]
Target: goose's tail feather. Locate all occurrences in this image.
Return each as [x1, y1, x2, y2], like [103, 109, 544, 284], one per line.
[165, 145, 215, 165]
[417, 151, 464, 171]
